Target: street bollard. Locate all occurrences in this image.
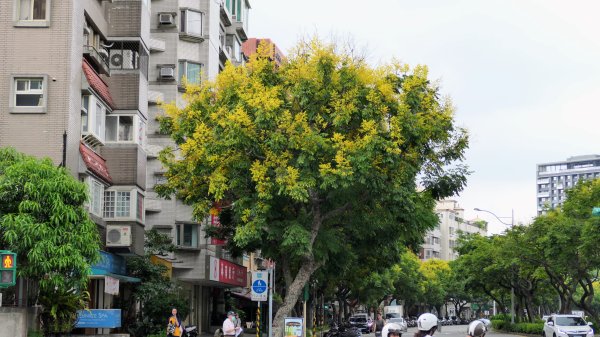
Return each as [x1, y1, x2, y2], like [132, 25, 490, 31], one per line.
[257, 306, 261, 337]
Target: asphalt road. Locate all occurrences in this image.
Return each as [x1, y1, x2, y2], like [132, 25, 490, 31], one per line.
[361, 324, 524, 337]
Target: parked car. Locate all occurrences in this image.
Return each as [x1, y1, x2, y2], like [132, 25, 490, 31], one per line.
[349, 315, 370, 333]
[544, 314, 594, 337]
[387, 317, 409, 333]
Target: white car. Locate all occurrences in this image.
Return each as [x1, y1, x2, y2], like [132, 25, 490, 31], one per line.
[544, 314, 594, 337]
[387, 318, 408, 333]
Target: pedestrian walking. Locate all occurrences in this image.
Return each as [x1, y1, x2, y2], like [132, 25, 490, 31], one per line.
[414, 313, 438, 337]
[168, 308, 184, 337]
[373, 313, 385, 333]
[223, 311, 241, 337]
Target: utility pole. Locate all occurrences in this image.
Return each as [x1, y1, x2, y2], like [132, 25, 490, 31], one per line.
[268, 264, 274, 337]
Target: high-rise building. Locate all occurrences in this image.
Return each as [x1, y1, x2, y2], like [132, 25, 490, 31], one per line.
[1, 0, 251, 332]
[145, 0, 251, 331]
[536, 155, 600, 215]
[0, 0, 151, 325]
[421, 200, 487, 261]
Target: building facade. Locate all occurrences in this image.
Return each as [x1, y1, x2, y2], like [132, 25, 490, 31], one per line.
[242, 38, 285, 65]
[0, 0, 151, 332]
[421, 200, 487, 262]
[536, 155, 600, 215]
[145, 0, 251, 332]
[1, 0, 251, 333]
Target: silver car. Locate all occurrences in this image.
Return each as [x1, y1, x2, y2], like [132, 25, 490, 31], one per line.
[387, 318, 408, 333]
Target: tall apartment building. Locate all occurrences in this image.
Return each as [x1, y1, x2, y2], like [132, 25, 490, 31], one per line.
[145, 0, 251, 332]
[0, 0, 251, 333]
[536, 155, 600, 215]
[421, 200, 487, 261]
[0, 0, 150, 326]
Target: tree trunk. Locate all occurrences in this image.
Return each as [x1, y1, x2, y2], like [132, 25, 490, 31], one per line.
[272, 259, 319, 337]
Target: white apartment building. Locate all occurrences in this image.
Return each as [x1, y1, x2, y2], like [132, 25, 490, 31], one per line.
[536, 155, 600, 215]
[421, 200, 487, 261]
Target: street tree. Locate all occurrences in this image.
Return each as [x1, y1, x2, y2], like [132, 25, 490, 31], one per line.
[157, 39, 469, 335]
[524, 179, 600, 324]
[419, 258, 450, 314]
[0, 147, 100, 334]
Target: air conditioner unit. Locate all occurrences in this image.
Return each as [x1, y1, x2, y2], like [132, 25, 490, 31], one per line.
[106, 225, 132, 247]
[110, 49, 136, 69]
[159, 13, 174, 25]
[159, 66, 175, 79]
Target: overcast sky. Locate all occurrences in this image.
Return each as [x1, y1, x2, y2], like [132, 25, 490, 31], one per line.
[248, 0, 600, 234]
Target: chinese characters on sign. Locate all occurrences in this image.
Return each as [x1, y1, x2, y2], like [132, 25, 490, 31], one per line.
[209, 256, 247, 287]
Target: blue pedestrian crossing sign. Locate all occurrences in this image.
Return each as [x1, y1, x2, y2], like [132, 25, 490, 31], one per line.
[251, 271, 268, 301]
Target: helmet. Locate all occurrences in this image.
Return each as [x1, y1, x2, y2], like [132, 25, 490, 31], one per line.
[381, 323, 403, 337]
[468, 320, 487, 337]
[479, 319, 492, 330]
[417, 313, 438, 331]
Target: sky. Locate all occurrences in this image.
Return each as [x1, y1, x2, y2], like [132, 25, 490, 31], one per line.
[248, 0, 600, 234]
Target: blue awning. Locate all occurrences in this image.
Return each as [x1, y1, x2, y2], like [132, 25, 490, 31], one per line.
[90, 268, 141, 283]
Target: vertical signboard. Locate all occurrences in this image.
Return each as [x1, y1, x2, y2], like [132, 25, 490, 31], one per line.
[284, 317, 304, 337]
[251, 271, 268, 301]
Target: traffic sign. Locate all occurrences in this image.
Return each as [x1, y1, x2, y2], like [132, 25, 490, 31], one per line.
[251, 271, 268, 301]
[0, 251, 17, 288]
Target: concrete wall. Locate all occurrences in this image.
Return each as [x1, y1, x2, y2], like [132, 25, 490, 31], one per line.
[100, 144, 146, 189]
[0, 0, 75, 169]
[0, 307, 27, 337]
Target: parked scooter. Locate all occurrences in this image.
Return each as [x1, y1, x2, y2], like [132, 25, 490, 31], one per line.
[183, 325, 199, 337]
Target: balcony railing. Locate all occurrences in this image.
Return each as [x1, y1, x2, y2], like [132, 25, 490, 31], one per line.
[83, 45, 110, 75]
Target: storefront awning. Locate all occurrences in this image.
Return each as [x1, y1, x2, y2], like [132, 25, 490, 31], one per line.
[90, 268, 141, 283]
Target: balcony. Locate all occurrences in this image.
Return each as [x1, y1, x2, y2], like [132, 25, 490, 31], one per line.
[100, 144, 147, 189]
[83, 45, 110, 75]
[145, 198, 162, 213]
[220, 0, 233, 26]
[233, 19, 248, 41]
[106, 0, 150, 40]
[219, 44, 232, 63]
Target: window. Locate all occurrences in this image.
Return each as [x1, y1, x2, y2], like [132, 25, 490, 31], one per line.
[15, 0, 50, 27]
[81, 94, 108, 145]
[104, 188, 144, 221]
[106, 114, 146, 144]
[87, 178, 104, 217]
[226, 34, 242, 63]
[10, 76, 48, 113]
[155, 174, 167, 185]
[178, 61, 202, 85]
[180, 9, 203, 36]
[176, 223, 199, 248]
[449, 227, 455, 236]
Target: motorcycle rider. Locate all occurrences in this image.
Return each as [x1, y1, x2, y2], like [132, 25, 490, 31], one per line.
[414, 313, 438, 337]
[381, 323, 403, 337]
[467, 320, 487, 337]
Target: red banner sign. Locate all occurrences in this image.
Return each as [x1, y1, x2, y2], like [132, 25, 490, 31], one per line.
[210, 213, 226, 245]
[209, 256, 247, 287]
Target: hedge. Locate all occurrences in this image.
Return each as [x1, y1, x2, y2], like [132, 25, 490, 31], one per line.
[492, 320, 544, 335]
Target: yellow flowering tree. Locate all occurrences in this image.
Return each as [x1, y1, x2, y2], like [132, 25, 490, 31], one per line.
[158, 39, 468, 333]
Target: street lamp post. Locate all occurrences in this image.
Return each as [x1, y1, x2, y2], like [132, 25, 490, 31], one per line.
[473, 207, 515, 324]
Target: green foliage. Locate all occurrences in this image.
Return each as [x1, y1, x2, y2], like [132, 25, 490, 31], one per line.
[121, 230, 189, 336]
[492, 319, 543, 334]
[157, 38, 469, 322]
[0, 147, 100, 334]
[39, 289, 90, 333]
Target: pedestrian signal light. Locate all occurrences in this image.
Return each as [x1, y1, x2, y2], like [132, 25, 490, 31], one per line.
[0, 251, 16, 288]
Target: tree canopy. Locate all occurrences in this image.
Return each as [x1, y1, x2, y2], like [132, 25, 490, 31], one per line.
[0, 147, 100, 333]
[158, 39, 469, 333]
